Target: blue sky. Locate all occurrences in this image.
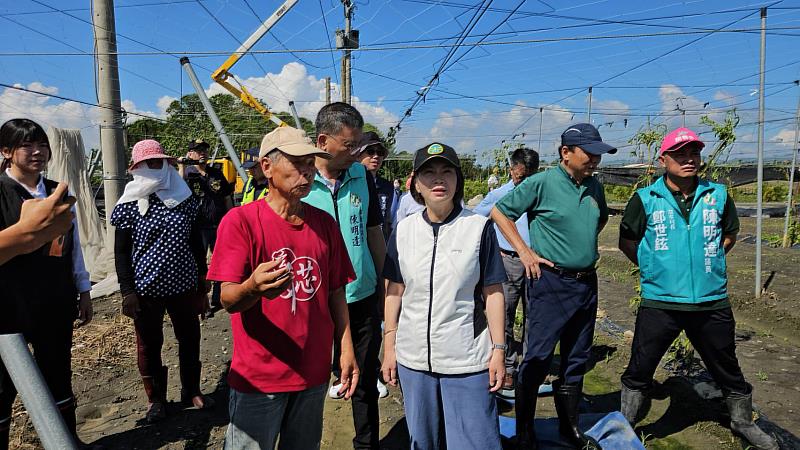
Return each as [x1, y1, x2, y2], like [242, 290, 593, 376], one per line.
[1, 0, 799, 164]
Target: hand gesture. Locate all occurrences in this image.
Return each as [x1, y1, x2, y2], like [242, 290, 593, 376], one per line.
[488, 349, 506, 393]
[338, 350, 360, 400]
[19, 182, 75, 245]
[247, 259, 293, 299]
[519, 247, 554, 279]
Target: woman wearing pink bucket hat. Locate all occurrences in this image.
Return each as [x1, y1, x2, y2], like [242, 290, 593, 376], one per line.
[111, 139, 214, 424]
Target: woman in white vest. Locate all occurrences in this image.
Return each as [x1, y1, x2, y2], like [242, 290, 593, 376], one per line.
[381, 142, 507, 450]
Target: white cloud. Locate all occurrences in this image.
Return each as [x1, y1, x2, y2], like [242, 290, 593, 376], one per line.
[771, 128, 798, 147]
[0, 82, 100, 149]
[205, 62, 398, 133]
[0, 82, 174, 151]
[393, 102, 579, 163]
[593, 99, 630, 117]
[157, 95, 177, 115]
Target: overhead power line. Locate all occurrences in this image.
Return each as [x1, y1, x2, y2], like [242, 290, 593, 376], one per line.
[4, 26, 800, 58]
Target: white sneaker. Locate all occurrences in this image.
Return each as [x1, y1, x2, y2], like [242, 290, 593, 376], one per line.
[377, 380, 389, 398]
[328, 381, 345, 399]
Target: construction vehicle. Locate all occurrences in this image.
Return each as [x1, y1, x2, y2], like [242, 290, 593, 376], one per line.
[204, 0, 302, 196]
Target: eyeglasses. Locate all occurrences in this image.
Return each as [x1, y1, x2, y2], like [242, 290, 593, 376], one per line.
[324, 134, 360, 155]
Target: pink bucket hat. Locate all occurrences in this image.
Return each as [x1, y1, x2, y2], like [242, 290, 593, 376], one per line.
[129, 139, 175, 170]
[660, 127, 705, 155]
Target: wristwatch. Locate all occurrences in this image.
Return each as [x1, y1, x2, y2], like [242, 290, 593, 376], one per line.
[492, 343, 508, 351]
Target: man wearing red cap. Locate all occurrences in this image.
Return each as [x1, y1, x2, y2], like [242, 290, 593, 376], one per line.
[618, 128, 778, 450]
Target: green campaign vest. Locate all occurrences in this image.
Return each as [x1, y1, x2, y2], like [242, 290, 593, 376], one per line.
[637, 177, 728, 304]
[303, 164, 376, 303]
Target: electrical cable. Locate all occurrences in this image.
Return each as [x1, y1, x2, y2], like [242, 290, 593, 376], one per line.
[241, 0, 323, 69]
[194, 0, 288, 102]
[319, 0, 341, 86]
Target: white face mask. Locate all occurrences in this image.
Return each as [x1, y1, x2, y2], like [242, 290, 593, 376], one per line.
[118, 163, 191, 215]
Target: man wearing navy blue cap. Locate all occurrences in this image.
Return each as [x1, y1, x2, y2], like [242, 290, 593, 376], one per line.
[241, 147, 268, 205]
[492, 123, 615, 449]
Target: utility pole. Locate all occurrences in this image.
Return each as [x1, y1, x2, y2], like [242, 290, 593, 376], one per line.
[755, 7, 767, 298]
[587, 86, 593, 123]
[782, 79, 800, 248]
[325, 76, 331, 105]
[92, 0, 127, 244]
[337, 1, 356, 104]
[537, 107, 543, 151]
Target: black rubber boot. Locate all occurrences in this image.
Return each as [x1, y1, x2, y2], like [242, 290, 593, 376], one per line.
[0, 421, 9, 450]
[515, 382, 538, 450]
[554, 382, 601, 450]
[725, 390, 778, 450]
[620, 383, 650, 426]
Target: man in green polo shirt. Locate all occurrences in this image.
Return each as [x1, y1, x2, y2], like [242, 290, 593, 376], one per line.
[492, 123, 615, 450]
[618, 127, 777, 450]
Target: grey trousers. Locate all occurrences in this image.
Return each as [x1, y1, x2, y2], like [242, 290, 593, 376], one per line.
[501, 252, 526, 374]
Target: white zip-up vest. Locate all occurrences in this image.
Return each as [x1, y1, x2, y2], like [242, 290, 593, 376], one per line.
[395, 208, 492, 374]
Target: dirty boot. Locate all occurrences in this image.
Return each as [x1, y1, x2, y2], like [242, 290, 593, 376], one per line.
[620, 383, 650, 426]
[725, 390, 778, 450]
[142, 366, 168, 424]
[515, 382, 538, 450]
[554, 382, 601, 450]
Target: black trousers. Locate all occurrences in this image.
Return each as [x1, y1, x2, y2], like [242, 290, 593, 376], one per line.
[332, 293, 381, 450]
[622, 306, 749, 395]
[135, 291, 203, 397]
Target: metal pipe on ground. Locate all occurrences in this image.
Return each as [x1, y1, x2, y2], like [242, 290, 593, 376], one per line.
[0, 334, 77, 449]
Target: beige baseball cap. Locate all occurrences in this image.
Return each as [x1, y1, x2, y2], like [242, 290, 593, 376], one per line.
[259, 126, 332, 159]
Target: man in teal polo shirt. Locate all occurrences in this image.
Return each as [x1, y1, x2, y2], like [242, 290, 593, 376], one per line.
[618, 128, 777, 450]
[492, 123, 615, 450]
[303, 102, 386, 450]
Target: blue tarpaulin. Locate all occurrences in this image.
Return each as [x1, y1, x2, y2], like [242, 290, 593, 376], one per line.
[498, 412, 645, 450]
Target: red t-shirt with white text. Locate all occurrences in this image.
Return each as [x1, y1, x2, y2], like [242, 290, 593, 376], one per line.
[207, 200, 355, 393]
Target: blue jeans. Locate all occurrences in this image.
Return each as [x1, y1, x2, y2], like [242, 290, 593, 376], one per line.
[398, 364, 501, 450]
[224, 384, 327, 450]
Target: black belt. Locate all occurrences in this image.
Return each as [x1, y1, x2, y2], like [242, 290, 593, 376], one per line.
[541, 264, 596, 280]
[499, 249, 519, 258]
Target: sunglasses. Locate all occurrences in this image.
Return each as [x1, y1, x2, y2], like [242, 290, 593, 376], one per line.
[361, 145, 387, 158]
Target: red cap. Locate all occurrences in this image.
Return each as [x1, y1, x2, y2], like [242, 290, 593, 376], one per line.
[660, 127, 705, 155]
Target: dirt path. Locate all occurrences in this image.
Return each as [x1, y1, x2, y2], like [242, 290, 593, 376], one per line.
[8, 217, 800, 449]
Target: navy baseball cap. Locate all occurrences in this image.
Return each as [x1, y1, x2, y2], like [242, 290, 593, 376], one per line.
[242, 146, 260, 169]
[561, 123, 617, 155]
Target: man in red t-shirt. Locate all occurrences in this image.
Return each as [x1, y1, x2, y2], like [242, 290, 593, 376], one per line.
[207, 126, 358, 449]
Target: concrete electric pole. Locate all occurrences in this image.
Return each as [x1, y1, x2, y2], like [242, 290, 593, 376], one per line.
[337, 0, 357, 104]
[92, 0, 127, 244]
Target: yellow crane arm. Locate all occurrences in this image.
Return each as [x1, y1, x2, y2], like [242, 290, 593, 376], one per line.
[210, 0, 299, 127]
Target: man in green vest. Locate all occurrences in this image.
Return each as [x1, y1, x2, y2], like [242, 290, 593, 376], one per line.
[303, 102, 386, 450]
[618, 127, 777, 450]
[241, 147, 268, 205]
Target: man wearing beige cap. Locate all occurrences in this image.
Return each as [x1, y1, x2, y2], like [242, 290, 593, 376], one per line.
[207, 126, 359, 449]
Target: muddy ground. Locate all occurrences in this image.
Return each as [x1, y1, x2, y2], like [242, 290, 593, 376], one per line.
[8, 216, 800, 449]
